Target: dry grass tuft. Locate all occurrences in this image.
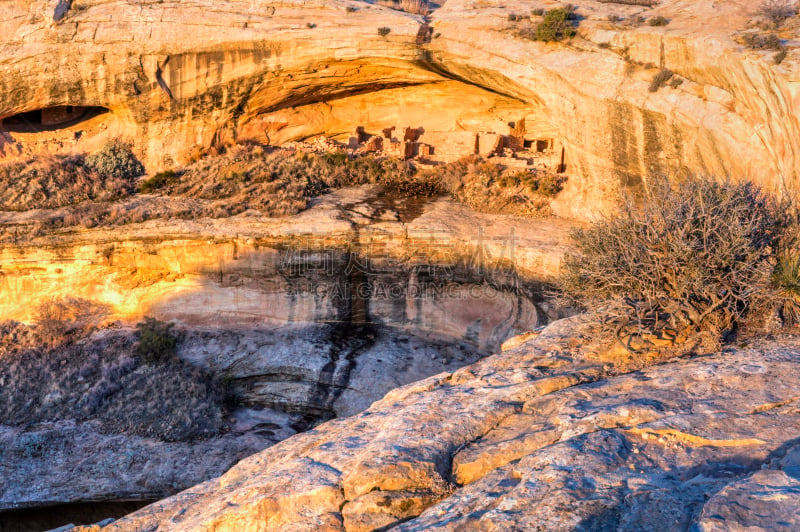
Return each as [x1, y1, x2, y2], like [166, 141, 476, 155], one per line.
[0, 154, 135, 211]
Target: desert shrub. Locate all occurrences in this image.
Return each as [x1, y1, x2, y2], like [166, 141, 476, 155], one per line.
[559, 177, 792, 347]
[85, 139, 145, 180]
[497, 170, 566, 197]
[775, 48, 789, 63]
[668, 76, 684, 88]
[742, 32, 783, 50]
[608, 14, 623, 22]
[773, 252, 800, 326]
[136, 317, 178, 365]
[151, 146, 313, 216]
[378, 26, 391, 37]
[649, 68, 673, 92]
[759, 0, 797, 27]
[423, 155, 563, 215]
[0, 327, 224, 441]
[0, 154, 136, 211]
[346, 6, 357, 12]
[139, 170, 179, 193]
[531, 8, 545, 16]
[647, 16, 669, 26]
[529, 8, 577, 42]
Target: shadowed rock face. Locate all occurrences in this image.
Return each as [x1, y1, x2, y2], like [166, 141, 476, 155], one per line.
[2, 0, 800, 217]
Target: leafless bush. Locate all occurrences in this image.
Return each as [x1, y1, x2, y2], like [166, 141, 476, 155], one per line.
[558, 177, 793, 349]
[376, 0, 430, 16]
[758, 0, 797, 27]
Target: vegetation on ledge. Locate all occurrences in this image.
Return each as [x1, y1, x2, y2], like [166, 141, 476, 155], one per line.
[0, 141, 566, 241]
[558, 176, 799, 351]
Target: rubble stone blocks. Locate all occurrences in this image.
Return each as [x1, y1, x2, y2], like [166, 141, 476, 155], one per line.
[364, 136, 383, 152]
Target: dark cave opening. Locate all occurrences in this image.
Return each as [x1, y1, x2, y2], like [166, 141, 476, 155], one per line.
[0, 106, 109, 133]
[0, 500, 155, 532]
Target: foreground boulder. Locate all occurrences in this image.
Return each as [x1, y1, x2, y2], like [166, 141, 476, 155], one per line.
[93, 318, 800, 530]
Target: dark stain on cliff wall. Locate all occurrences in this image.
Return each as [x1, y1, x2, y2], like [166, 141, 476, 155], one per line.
[642, 109, 666, 176]
[608, 100, 642, 188]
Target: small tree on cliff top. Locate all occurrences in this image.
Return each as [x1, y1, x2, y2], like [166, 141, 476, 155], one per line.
[533, 8, 577, 42]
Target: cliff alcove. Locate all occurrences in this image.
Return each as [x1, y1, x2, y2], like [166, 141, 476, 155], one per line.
[2, 0, 800, 530]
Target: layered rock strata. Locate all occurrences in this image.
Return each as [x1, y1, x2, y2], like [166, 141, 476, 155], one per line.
[2, 1, 799, 216]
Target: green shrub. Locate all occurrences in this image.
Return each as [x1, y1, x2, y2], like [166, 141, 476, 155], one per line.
[531, 8, 577, 42]
[85, 139, 145, 180]
[531, 8, 545, 16]
[139, 170, 178, 193]
[135, 317, 178, 365]
[559, 177, 792, 346]
[649, 68, 673, 92]
[773, 251, 800, 326]
[648, 16, 669, 26]
[378, 26, 391, 37]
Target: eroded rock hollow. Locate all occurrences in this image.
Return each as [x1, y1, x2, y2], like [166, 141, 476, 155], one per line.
[3, 0, 800, 218]
[2, 0, 800, 531]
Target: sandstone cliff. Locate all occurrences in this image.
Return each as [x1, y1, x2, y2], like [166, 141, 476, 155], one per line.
[0, 187, 572, 519]
[2, 0, 799, 217]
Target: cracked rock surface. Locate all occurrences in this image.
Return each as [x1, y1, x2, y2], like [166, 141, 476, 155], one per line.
[95, 318, 800, 531]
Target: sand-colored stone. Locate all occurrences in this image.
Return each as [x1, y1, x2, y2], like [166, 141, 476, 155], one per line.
[72, 318, 800, 531]
[0, 188, 571, 351]
[2, 1, 800, 218]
